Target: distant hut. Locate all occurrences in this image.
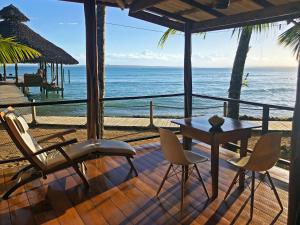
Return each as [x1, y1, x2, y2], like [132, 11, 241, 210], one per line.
[0, 4, 78, 97]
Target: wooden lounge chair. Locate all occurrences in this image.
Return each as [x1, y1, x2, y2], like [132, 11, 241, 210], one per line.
[0, 107, 137, 199]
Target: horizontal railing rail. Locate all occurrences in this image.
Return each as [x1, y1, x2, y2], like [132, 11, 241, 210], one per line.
[0, 93, 184, 108]
[192, 93, 294, 111]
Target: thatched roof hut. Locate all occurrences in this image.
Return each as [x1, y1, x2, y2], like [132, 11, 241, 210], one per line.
[0, 4, 78, 65]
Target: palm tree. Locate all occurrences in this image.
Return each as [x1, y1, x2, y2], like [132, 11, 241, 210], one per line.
[278, 19, 300, 225]
[0, 35, 41, 64]
[97, 3, 106, 138]
[227, 24, 274, 119]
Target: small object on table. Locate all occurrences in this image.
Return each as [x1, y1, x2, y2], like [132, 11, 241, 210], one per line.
[208, 115, 224, 131]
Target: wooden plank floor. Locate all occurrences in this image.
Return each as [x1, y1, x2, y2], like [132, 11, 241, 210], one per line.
[0, 142, 288, 225]
[22, 115, 293, 131]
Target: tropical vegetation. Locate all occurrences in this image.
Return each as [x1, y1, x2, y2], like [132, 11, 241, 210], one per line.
[0, 35, 41, 64]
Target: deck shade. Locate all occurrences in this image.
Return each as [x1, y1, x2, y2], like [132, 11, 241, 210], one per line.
[84, 0, 100, 139]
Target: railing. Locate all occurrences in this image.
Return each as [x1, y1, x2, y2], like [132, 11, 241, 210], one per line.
[0, 92, 294, 167]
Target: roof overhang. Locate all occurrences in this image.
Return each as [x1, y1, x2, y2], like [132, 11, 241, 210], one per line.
[60, 0, 300, 33]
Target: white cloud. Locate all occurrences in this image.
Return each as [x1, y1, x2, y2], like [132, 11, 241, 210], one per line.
[58, 22, 79, 25]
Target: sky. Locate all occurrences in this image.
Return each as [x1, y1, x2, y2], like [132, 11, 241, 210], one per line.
[0, 0, 298, 68]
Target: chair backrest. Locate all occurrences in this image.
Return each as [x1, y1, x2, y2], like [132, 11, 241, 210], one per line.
[159, 128, 190, 165]
[0, 107, 46, 170]
[245, 133, 282, 171]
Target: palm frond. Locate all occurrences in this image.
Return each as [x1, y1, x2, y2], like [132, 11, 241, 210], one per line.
[158, 28, 178, 48]
[278, 24, 300, 59]
[0, 35, 41, 64]
[232, 23, 279, 39]
[158, 28, 206, 48]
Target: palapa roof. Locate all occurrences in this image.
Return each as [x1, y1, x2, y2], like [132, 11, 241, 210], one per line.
[64, 0, 300, 33]
[0, 4, 78, 64]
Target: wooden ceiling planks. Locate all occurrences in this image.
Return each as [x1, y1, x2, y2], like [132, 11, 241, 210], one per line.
[60, 0, 300, 32]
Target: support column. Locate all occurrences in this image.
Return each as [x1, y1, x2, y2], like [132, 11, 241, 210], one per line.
[183, 22, 192, 150]
[84, 0, 100, 139]
[288, 49, 300, 225]
[61, 63, 64, 97]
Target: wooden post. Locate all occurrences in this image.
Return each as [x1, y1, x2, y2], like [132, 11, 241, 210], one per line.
[31, 99, 37, 125]
[3, 63, 6, 81]
[183, 22, 192, 150]
[84, 0, 100, 140]
[15, 63, 18, 84]
[56, 63, 59, 94]
[68, 70, 71, 83]
[61, 63, 64, 97]
[262, 105, 269, 134]
[44, 62, 47, 82]
[223, 101, 227, 117]
[51, 63, 54, 80]
[288, 46, 300, 225]
[149, 100, 154, 128]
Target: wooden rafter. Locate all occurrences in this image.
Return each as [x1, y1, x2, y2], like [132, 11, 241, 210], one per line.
[252, 0, 273, 8]
[191, 2, 300, 33]
[129, 10, 185, 31]
[148, 7, 195, 23]
[130, 0, 168, 13]
[180, 0, 225, 17]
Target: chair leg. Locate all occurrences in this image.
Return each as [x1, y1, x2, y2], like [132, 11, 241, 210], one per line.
[3, 172, 41, 200]
[72, 164, 89, 188]
[250, 171, 255, 219]
[156, 163, 172, 196]
[224, 168, 241, 200]
[266, 171, 283, 210]
[180, 165, 186, 214]
[126, 156, 138, 176]
[11, 165, 33, 180]
[194, 164, 209, 199]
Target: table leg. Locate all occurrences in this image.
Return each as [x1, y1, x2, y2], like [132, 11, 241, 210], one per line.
[239, 137, 248, 189]
[211, 142, 219, 200]
[183, 136, 192, 181]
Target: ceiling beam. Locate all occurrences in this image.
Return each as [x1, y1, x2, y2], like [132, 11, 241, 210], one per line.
[130, 0, 168, 13]
[192, 2, 300, 33]
[180, 0, 225, 17]
[129, 10, 185, 31]
[59, 0, 125, 7]
[252, 0, 273, 8]
[148, 7, 195, 23]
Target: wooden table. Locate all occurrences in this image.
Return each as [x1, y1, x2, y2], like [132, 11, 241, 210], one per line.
[172, 117, 261, 199]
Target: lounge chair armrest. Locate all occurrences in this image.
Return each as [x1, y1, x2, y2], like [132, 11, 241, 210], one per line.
[37, 129, 77, 143]
[33, 138, 78, 156]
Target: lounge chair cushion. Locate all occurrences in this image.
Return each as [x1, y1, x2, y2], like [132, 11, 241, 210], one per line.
[5, 112, 46, 169]
[45, 139, 136, 169]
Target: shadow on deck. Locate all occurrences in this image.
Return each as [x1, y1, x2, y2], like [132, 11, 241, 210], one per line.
[0, 142, 288, 225]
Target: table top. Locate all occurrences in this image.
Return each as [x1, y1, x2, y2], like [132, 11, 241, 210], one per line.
[172, 117, 261, 133]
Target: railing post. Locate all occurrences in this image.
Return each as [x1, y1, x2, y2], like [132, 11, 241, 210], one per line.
[223, 101, 228, 117]
[262, 105, 269, 134]
[31, 99, 37, 125]
[149, 100, 154, 128]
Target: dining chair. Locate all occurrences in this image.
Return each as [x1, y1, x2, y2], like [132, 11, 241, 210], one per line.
[224, 132, 283, 219]
[157, 128, 209, 213]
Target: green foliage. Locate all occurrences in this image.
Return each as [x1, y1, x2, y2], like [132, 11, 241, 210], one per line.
[278, 21, 300, 59]
[0, 35, 41, 64]
[158, 28, 206, 48]
[231, 23, 278, 40]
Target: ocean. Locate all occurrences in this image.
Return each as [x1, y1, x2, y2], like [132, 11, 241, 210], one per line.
[3, 65, 298, 118]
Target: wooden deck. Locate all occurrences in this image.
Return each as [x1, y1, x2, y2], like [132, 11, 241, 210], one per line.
[0, 142, 288, 225]
[23, 115, 293, 131]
